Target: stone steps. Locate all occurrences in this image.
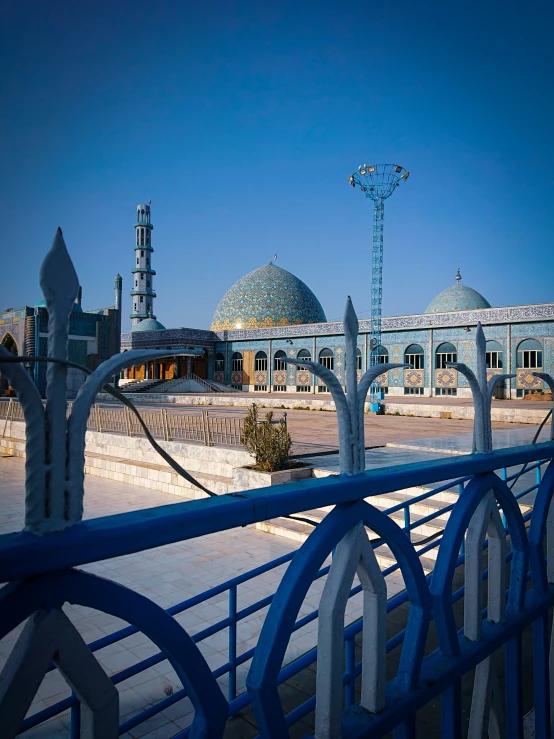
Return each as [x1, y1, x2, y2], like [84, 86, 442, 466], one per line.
[254, 486, 533, 573]
[83, 450, 232, 497]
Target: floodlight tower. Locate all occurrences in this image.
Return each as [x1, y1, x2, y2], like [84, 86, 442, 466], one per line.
[348, 163, 409, 411]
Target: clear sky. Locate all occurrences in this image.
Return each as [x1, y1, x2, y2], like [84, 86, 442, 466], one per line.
[1, 0, 553, 330]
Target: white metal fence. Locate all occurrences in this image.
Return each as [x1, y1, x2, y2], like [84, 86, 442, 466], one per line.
[0, 398, 245, 447]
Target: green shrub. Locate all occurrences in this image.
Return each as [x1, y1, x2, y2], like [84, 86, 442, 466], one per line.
[242, 405, 292, 472]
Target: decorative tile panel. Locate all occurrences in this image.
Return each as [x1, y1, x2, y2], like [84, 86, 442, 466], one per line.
[296, 370, 311, 386]
[516, 368, 543, 389]
[486, 369, 502, 382]
[404, 369, 424, 387]
[213, 372, 224, 383]
[254, 371, 267, 385]
[231, 371, 243, 385]
[272, 371, 286, 385]
[435, 369, 457, 388]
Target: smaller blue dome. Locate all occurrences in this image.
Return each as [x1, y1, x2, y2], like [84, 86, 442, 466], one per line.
[424, 270, 491, 314]
[34, 299, 83, 312]
[132, 317, 166, 332]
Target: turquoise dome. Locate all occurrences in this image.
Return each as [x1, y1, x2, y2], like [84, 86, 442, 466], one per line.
[132, 317, 166, 332]
[211, 263, 326, 331]
[424, 271, 491, 314]
[34, 299, 83, 313]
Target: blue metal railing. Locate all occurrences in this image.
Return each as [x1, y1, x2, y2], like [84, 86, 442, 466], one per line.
[11, 451, 550, 737]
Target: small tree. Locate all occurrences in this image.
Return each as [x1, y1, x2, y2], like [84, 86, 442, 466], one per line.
[242, 405, 292, 472]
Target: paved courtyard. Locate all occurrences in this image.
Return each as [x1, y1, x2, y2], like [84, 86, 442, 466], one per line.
[103, 397, 539, 457]
[0, 457, 406, 738]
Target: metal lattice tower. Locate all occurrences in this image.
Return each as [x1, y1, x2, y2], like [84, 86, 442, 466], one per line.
[348, 163, 409, 409]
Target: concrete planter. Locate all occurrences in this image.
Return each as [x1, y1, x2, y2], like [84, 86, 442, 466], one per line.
[232, 464, 313, 492]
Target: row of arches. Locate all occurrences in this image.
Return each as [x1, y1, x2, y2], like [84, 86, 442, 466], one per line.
[218, 339, 543, 372]
[215, 340, 543, 373]
[215, 339, 544, 395]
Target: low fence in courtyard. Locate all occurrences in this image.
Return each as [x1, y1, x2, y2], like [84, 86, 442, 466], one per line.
[0, 398, 248, 447]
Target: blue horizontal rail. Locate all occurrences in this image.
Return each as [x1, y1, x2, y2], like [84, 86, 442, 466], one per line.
[2, 442, 552, 583]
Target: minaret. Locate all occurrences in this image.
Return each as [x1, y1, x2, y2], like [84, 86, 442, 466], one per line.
[130, 202, 156, 328]
[114, 273, 123, 313]
[114, 273, 122, 354]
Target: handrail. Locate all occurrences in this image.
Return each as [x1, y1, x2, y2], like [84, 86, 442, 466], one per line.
[1, 442, 551, 581]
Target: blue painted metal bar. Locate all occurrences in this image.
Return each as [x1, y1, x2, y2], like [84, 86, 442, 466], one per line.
[403, 505, 410, 538]
[505, 635, 524, 739]
[228, 584, 237, 702]
[1, 442, 552, 582]
[441, 680, 461, 739]
[532, 612, 550, 737]
[69, 697, 80, 739]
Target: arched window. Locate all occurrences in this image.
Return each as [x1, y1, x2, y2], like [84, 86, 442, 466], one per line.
[231, 352, 243, 371]
[297, 349, 311, 362]
[255, 351, 268, 371]
[356, 347, 362, 370]
[319, 348, 334, 370]
[146, 230, 150, 245]
[486, 340, 503, 369]
[372, 345, 389, 364]
[517, 339, 542, 369]
[274, 350, 287, 370]
[136, 230, 140, 246]
[215, 353, 225, 372]
[436, 342, 457, 369]
[405, 344, 424, 369]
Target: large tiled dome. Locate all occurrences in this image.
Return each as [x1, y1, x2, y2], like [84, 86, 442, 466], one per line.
[424, 270, 491, 314]
[210, 263, 327, 331]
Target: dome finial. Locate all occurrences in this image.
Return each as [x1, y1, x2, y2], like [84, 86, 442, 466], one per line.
[455, 267, 462, 284]
[269, 253, 278, 265]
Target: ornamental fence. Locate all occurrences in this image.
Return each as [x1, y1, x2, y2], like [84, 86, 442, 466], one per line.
[1, 233, 554, 738]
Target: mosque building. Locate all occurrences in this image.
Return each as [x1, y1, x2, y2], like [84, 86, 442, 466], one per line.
[122, 205, 554, 400]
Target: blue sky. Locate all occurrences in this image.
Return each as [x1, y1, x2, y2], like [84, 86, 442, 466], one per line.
[1, 0, 553, 330]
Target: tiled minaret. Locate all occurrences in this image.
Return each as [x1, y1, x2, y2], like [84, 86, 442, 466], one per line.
[130, 202, 157, 327]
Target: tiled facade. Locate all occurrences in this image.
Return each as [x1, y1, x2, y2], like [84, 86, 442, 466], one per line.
[121, 302, 554, 398]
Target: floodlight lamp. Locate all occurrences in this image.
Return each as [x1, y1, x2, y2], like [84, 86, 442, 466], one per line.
[359, 168, 366, 175]
[394, 165, 402, 173]
[403, 171, 410, 180]
[368, 166, 375, 172]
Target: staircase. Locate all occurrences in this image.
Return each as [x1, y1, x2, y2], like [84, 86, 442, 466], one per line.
[121, 379, 166, 393]
[148, 374, 242, 394]
[255, 483, 533, 575]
